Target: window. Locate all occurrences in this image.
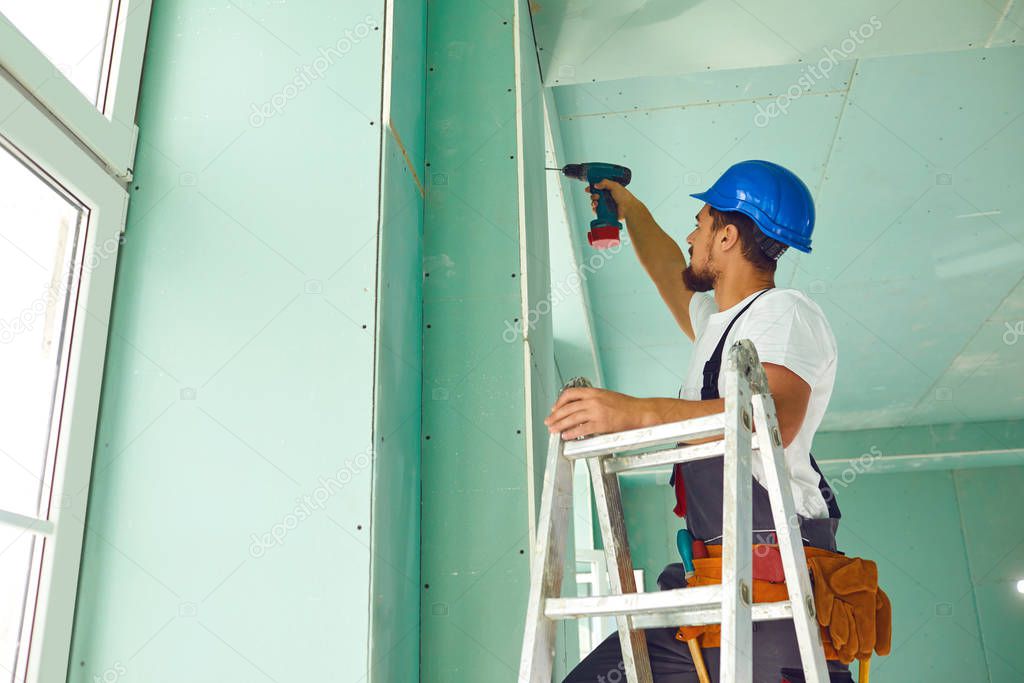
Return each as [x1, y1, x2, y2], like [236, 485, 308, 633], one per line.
[0, 143, 88, 680]
[0, 1, 152, 177]
[0, 0, 117, 108]
[0, 144, 86, 522]
[0, 3, 149, 681]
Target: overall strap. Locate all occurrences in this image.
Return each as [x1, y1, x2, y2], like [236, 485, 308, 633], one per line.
[669, 288, 773, 502]
[700, 288, 774, 401]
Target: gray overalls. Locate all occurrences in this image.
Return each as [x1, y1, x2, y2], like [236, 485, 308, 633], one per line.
[563, 289, 853, 683]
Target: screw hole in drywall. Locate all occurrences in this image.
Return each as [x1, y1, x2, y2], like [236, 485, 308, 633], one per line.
[424, 583, 430, 589]
[511, 273, 516, 278]
[519, 549, 525, 554]
[426, 324, 431, 328]
[362, 324, 367, 329]
[425, 435, 431, 440]
[516, 429, 521, 434]
[357, 525, 363, 530]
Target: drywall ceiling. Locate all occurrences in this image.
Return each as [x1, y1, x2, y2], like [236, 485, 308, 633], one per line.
[531, 0, 1022, 86]
[541, 10, 1024, 431]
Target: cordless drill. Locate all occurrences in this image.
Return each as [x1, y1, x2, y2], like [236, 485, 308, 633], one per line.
[551, 163, 632, 249]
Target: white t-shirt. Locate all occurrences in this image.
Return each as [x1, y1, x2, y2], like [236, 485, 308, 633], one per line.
[678, 288, 837, 519]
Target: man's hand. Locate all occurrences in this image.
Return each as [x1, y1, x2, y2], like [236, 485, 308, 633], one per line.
[589, 178, 641, 221]
[544, 387, 648, 440]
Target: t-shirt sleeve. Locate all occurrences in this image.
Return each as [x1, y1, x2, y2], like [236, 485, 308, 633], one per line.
[736, 294, 834, 388]
[689, 292, 716, 339]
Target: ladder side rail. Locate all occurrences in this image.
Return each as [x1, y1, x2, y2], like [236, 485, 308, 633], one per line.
[751, 392, 831, 683]
[588, 455, 653, 683]
[720, 350, 755, 682]
[518, 432, 575, 682]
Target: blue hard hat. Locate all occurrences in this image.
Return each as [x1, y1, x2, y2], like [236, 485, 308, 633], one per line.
[690, 160, 815, 253]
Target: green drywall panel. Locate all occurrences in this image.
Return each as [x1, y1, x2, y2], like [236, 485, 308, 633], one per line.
[420, 0, 523, 679]
[954, 467, 1024, 682]
[517, 3, 579, 673]
[813, 418, 1024, 474]
[834, 470, 987, 681]
[614, 464, 1024, 681]
[69, 1, 387, 680]
[369, 0, 426, 678]
[532, 1, 1022, 86]
[422, 0, 561, 678]
[549, 46, 1024, 432]
[619, 478, 679, 593]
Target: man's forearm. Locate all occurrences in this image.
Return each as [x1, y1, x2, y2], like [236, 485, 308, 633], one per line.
[622, 201, 686, 280]
[637, 397, 726, 428]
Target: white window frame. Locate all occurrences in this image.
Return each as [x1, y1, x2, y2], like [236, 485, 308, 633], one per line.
[0, 2, 150, 681]
[0, 68, 128, 682]
[0, 0, 152, 180]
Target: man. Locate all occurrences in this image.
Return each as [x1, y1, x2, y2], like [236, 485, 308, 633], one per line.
[545, 160, 852, 682]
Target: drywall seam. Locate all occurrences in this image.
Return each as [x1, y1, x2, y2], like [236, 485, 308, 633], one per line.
[514, 0, 539, 555]
[367, 0, 391, 679]
[561, 88, 851, 121]
[619, 447, 1024, 481]
[951, 471, 993, 682]
[909, 271, 1024, 419]
[388, 121, 425, 197]
[985, 0, 1016, 48]
[542, 88, 606, 388]
[790, 58, 859, 288]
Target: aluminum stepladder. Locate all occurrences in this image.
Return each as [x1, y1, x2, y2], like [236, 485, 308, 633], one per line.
[518, 339, 830, 683]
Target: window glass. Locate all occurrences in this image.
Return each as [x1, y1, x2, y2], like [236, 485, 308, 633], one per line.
[0, 1, 117, 108]
[0, 141, 85, 519]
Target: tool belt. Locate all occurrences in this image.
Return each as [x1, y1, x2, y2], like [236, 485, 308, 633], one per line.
[674, 544, 892, 665]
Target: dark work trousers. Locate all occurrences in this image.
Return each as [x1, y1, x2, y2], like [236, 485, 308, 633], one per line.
[564, 445, 852, 682]
[564, 292, 853, 681]
[561, 561, 854, 683]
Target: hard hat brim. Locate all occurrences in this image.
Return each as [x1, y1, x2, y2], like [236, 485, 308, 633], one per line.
[691, 191, 813, 254]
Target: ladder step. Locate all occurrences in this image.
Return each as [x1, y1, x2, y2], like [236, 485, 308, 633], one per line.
[545, 587, 794, 628]
[545, 585, 722, 619]
[602, 440, 758, 474]
[632, 600, 794, 629]
[563, 413, 725, 459]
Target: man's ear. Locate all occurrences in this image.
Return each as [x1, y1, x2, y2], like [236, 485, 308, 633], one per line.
[719, 222, 740, 251]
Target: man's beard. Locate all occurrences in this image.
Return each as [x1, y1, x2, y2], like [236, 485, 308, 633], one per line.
[682, 261, 716, 292]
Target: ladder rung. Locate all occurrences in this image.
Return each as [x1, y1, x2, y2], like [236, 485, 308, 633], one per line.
[563, 413, 725, 459]
[602, 439, 758, 474]
[545, 585, 722, 620]
[632, 600, 794, 629]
